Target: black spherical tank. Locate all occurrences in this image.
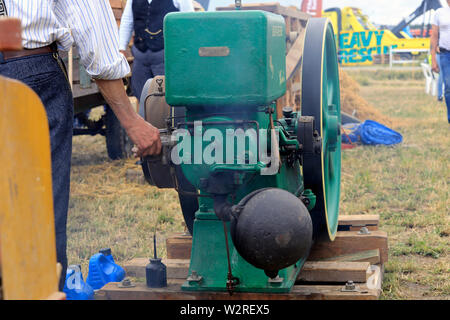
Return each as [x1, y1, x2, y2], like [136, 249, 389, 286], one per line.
[230, 188, 313, 278]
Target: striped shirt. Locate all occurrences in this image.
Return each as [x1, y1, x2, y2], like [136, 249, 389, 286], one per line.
[3, 0, 130, 80]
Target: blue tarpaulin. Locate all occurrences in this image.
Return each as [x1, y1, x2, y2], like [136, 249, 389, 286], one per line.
[342, 123, 361, 144]
[342, 120, 403, 146]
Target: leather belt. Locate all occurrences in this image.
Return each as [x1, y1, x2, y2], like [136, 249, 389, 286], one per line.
[439, 47, 450, 54]
[0, 44, 55, 61]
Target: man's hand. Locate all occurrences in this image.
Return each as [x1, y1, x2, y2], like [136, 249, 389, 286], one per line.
[126, 117, 162, 157]
[95, 79, 162, 157]
[432, 60, 440, 73]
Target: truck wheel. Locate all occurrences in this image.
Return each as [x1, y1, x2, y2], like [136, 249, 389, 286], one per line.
[105, 105, 133, 160]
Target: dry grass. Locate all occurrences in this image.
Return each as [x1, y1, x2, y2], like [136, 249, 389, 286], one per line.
[68, 69, 449, 300]
[340, 69, 394, 126]
[342, 70, 449, 299]
[69, 135, 185, 273]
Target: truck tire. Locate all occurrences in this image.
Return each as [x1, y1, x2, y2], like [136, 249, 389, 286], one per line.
[105, 105, 133, 160]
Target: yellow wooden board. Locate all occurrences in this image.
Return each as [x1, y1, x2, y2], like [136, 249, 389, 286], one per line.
[0, 76, 59, 299]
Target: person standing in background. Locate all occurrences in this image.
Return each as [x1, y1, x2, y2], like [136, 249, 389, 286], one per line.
[431, 0, 450, 123]
[119, 0, 194, 100]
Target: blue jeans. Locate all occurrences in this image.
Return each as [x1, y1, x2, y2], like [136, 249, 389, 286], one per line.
[438, 51, 450, 123]
[0, 52, 73, 290]
[131, 45, 165, 100]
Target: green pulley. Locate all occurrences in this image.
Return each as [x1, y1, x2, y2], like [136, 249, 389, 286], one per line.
[301, 18, 342, 241]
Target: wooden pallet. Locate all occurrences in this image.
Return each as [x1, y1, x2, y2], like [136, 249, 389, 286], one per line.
[97, 215, 387, 300]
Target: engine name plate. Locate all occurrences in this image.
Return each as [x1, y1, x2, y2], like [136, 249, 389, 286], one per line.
[199, 46, 230, 57]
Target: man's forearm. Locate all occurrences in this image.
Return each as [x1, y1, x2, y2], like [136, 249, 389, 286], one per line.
[431, 39, 438, 57]
[95, 79, 162, 156]
[430, 25, 440, 73]
[431, 43, 438, 66]
[431, 26, 439, 60]
[95, 79, 138, 130]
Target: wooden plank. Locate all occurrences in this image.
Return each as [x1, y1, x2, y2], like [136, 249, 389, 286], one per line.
[96, 280, 379, 300]
[292, 71, 302, 111]
[285, 15, 292, 52]
[166, 234, 192, 260]
[297, 261, 371, 283]
[278, 9, 309, 22]
[309, 231, 389, 265]
[338, 214, 379, 231]
[125, 259, 372, 284]
[124, 257, 146, 278]
[124, 258, 148, 278]
[124, 257, 375, 284]
[216, 3, 309, 22]
[319, 249, 381, 265]
[339, 214, 379, 226]
[286, 28, 306, 81]
[124, 258, 189, 280]
[165, 220, 386, 262]
[166, 215, 380, 255]
[216, 3, 282, 15]
[163, 259, 190, 280]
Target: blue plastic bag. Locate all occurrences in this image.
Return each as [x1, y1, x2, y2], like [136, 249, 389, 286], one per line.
[359, 120, 403, 145]
[341, 120, 402, 146]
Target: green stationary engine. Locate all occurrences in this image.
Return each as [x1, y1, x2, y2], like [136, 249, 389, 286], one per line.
[140, 7, 341, 294]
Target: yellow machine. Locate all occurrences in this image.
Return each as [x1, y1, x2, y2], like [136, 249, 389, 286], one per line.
[323, 7, 430, 66]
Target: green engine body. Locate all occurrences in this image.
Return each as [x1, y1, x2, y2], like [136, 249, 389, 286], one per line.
[142, 9, 341, 294]
[165, 10, 286, 107]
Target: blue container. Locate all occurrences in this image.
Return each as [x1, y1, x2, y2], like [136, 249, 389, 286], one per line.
[86, 248, 126, 290]
[63, 265, 94, 300]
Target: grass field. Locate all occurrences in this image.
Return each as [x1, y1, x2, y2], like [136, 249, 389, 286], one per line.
[68, 69, 449, 300]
